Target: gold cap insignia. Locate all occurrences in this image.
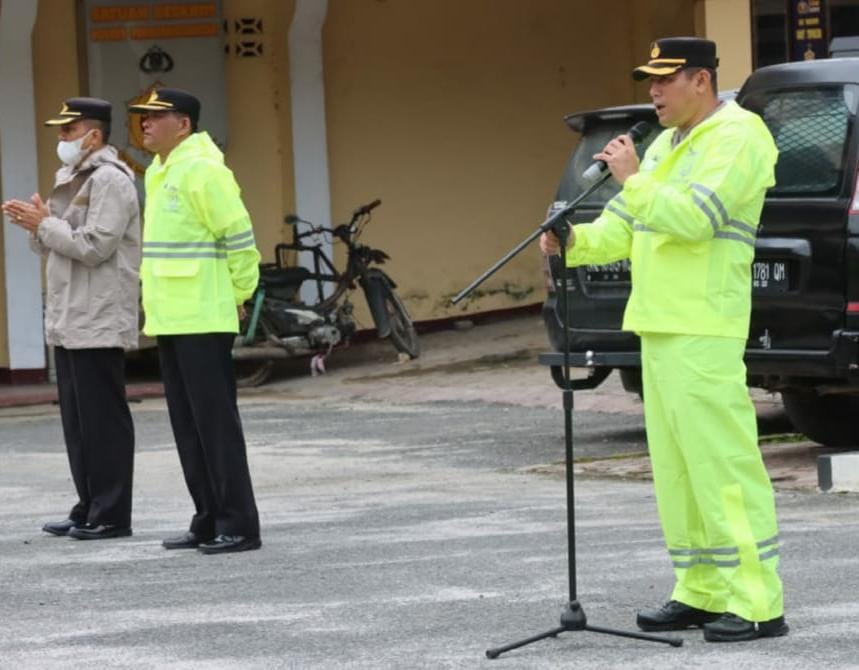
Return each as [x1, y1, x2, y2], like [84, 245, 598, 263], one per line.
[650, 43, 660, 59]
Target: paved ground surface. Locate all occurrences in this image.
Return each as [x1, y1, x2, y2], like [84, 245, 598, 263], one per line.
[1, 315, 857, 669]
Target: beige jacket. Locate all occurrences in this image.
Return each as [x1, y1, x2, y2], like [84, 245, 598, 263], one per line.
[30, 145, 141, 350]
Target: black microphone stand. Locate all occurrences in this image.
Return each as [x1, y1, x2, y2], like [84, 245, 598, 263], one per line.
[452, 172, 683, 658]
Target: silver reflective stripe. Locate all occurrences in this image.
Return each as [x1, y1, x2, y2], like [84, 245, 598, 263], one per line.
[691, 183, 729, 227]
[672, 557, 741, 569]
[692, 193, 720, 233]
[144, 240, 224, 249]
[142, 251, 228, 259]
[224, 238, 256, 251]
[605, 202, 634, 225]
[726, 219, 758, 236]
[633, 223, 654, 233]
[609, 194, 627, 207]
[759, 547, 779, 561]
[669, 546, 739, 557]
[757, 534, 779, 549]
[714, 231, 755, 247]
[223, 230, 254, 243]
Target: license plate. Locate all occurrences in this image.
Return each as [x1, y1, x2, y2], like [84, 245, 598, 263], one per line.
[752, 260, 789, 294]
[584, 260, 631, 283]
[582, 259, 789, 291]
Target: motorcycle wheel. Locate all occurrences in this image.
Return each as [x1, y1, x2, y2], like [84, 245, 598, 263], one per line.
[234, 310, 276, 388]
[382, 285, 420, 359]
[234, 359, 274, 388]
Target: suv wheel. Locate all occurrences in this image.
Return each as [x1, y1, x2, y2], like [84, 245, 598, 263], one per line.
[619, 368, 644, 401]
[781, 391, 859, 447]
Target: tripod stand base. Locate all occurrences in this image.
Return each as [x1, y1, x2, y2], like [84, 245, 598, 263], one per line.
[485, 601, 683, 659]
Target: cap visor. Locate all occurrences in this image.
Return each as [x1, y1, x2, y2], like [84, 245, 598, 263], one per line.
[44, 117, 78, 126]
[128, 103, 174, 113]
[632, 64, 683, 81]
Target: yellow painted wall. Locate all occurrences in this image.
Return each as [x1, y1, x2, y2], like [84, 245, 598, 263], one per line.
[0, 153, 6, 367]
[32, 1, 81, 200]
[222, 0, 297, 262]
[322, 0, 695, 320]
[696, 0, 754, 89]
[1, 0, 706, 372]
[0, 0, 81, 369]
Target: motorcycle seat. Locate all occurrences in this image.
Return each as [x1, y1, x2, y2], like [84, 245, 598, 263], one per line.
[260, 266, 311, 288]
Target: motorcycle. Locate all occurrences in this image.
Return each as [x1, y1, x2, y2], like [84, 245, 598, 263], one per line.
[232, 199, 420, 386]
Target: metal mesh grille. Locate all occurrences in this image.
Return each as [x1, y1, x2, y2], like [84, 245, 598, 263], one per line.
[762, 87, 850, 195]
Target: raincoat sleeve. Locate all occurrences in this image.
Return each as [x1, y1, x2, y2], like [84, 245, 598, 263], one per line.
[191, 163, 260, 304]
[28, 230, 45, 255]
[565, 193, 634, 267]
[36, 169, 138, 268]
[620, 124, 777, 242]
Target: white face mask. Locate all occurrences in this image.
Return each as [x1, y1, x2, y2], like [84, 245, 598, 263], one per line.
[56, 131, 93, 166]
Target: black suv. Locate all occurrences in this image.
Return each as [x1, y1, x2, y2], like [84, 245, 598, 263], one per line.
[542, 58, 859, 447]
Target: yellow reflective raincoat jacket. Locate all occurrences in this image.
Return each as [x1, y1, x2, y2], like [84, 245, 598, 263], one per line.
[567, 101, 778, 338]
[140, 132, 260, 335]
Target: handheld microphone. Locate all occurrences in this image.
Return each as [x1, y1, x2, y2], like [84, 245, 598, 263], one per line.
[581, 121, 652, 185]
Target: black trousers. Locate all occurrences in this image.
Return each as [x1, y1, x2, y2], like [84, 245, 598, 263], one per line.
[157, 333, 260, 538]
[54, 346, 135, 527]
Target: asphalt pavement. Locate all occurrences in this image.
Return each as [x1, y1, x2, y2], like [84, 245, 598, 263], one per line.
[0, 315, 857, 669]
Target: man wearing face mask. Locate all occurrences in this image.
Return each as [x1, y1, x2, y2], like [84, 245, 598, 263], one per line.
[2, 98, 140, 540]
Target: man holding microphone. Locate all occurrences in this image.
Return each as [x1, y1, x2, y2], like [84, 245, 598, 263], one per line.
[540, 38, 787, 643]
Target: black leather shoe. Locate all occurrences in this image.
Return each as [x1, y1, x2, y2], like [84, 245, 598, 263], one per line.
[42, 519, 79, 536]
[68, 524, 132, 540]
[162, 531, 213, 550]
[197, 535, 261, 555]
[703, 613, 789, 642]
[637, 600, 722, 631]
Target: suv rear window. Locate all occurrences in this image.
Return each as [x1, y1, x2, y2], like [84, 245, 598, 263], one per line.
[743, 85, 858, 196]
[558, 118, 656, 206]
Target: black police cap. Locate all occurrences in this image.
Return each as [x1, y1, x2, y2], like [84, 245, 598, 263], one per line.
[128, 87, 201, 126]
[633, 37, 719, 81]
[45, 97, 112, 126]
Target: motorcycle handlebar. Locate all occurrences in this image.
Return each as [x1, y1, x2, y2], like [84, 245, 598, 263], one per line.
[353, 199, 381, 218]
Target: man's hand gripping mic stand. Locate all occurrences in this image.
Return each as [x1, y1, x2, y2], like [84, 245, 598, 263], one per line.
[452, 170, 683, 658]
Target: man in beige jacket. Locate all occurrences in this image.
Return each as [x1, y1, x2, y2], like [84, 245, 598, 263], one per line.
[3, 98, 141, 540]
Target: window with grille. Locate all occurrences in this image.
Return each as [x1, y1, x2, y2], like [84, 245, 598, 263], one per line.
[745, 85, 857, 196]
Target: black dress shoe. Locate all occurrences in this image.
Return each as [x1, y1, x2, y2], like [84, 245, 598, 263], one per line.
[68, 524, 132, 540]
[197, 535, 262, 555]
[42, 519, 79, 536]
[637, 600, 722, 631]
[703, 613, 789, 642]
[162, 531, 213, 550]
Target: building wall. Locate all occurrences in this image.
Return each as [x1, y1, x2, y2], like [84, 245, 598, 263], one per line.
[2, 0, 703, 371]
[222, 0, 297, 265]
[322, 0, 695, 320]
[0, 151, 6, 368]
[696, 0, 754, 89]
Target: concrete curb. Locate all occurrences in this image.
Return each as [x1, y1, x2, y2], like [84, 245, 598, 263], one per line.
[0, 382, 164, 409]
[818, 452, 859, 492]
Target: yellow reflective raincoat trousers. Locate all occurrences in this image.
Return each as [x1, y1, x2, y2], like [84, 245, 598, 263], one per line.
[566, 101, 783, 622]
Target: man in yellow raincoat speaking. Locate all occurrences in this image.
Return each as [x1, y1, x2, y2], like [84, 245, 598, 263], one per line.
[540, 37, 787, 643]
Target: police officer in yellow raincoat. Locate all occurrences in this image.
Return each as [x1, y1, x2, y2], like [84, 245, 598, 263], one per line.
[130, 89, 262, 555]
[540, 38, 787, 643]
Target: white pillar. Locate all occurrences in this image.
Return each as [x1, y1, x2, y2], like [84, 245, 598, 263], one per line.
[0, 0, 46, 373]
[288, 0, 333, 303]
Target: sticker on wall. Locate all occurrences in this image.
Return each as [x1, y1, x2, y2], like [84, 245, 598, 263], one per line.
[139, 45, 174, 74]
